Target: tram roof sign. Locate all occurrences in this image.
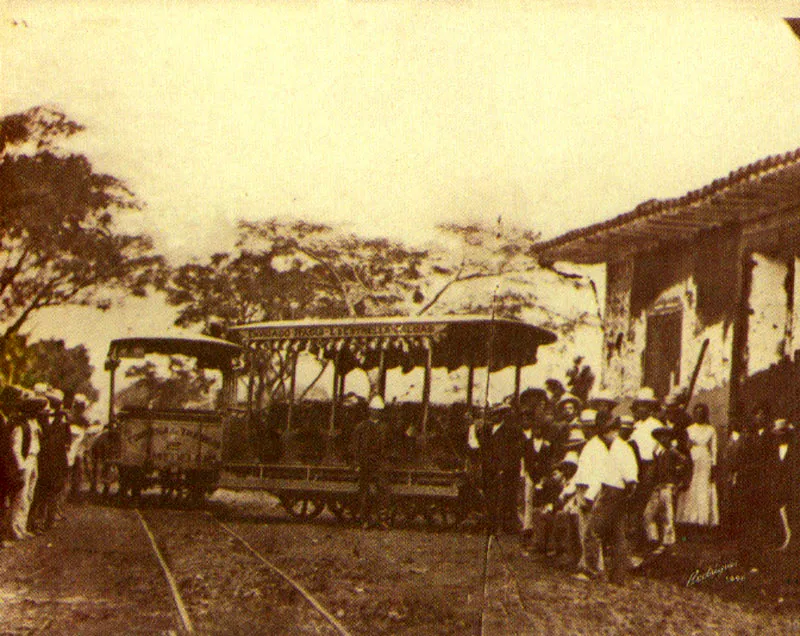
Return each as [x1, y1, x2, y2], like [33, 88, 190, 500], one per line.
[231, 314, 557, 372]
[107, 334, 242, 369]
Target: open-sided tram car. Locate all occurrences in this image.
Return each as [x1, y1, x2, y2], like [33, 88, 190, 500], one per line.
[106, 335, 241, 500]
[221, 315, 556, 527]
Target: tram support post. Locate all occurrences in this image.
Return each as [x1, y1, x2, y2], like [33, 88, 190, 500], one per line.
[378, 344, 387, 399]
[329, 363, 340, 433]
[466, 362, 475, 409]
[513, 363, 522, 411]
[421, 337, 433, 435]
[286, 349, 298, 432]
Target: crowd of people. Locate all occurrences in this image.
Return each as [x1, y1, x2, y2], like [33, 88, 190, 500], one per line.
[0, 383, 103, 546]
[463, 381, 800, 585]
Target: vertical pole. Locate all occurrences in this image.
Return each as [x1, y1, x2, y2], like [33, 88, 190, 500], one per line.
[286, 350, 298, 432]
[466, 362, 475, 409]
[514, 363, 522, 411]
[107, 359, 118, 425]
[729, 242, 753, 423]
[378, 344, 387, 399]
[421, 338, 433, 435]
[328, 349, 342, 433]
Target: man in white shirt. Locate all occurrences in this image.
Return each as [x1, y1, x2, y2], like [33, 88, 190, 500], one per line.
[629, 386, 662, 547]
[573, 410, 609, 576]
[7, 391, 47, 541]
[587, 416, 639, 585]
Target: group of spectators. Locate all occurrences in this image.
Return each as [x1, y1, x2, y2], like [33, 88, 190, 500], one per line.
[466, 382, 787, 585]
[0, 383, 100, 546]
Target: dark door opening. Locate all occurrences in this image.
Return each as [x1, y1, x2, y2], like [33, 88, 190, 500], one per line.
[643, 309, 683, 400]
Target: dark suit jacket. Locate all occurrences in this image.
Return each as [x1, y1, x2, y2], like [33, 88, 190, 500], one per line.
[522, 435, 553, 484]
[479, 419, 523, 475]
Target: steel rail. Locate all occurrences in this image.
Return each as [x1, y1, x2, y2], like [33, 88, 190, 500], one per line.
[212, 516, 354, 636]
[135, 509, 195, 634]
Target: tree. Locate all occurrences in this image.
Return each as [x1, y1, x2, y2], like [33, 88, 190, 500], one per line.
[116, 357, 218, 411]
[0, 106, 164, 348]
[415, 219, 543, 316]
[238, 218, 428, 317]
[165, 250, 338, 334]
[19, 338, 99, 401]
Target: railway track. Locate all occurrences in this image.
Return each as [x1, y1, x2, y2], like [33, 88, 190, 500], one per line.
[136, 507, 352, 635]
[476, 533, 538, 636]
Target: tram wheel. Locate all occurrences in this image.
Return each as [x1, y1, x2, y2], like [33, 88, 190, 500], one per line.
[417, 499, 463, 530]
[281, 495, 325, 519]
[327, 497, 357, 523]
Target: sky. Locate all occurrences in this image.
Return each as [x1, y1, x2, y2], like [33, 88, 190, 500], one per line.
[4, 0, 800, 413]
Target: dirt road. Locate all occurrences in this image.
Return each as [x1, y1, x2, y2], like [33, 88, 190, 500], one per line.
[2, 491, 800, 635]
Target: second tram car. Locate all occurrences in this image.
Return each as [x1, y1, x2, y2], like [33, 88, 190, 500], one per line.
[106, 335, 242, 500]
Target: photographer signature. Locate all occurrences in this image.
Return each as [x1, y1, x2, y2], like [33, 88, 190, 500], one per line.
[686, 561, 744, 587]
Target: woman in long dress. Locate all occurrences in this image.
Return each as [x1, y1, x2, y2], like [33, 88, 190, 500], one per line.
[676, 403, 719, 527]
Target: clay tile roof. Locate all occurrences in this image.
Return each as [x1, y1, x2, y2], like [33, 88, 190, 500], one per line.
[533, 147, 800, 264]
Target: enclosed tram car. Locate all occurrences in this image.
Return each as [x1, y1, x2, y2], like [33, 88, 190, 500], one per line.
[106, 335, 242, 500]
[221, 315, 557, 527]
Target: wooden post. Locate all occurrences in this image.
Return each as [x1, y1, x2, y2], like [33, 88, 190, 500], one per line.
[106, 358, 119, 425]
[466, 362, 475, 409]
[514, 363, 522, 410]
[378, 345, 387, 399]
[421, 338, 433, 435]
[328, 364, 339, 433]
[286, 350, 298, 432]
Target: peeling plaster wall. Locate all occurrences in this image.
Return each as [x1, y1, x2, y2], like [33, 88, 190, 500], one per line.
[602, 258, 637, 396]
[601, 247, 735, 428]
[747, 253, 790, 374]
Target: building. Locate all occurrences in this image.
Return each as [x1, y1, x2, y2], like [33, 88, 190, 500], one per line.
[535, 149, 800, 430]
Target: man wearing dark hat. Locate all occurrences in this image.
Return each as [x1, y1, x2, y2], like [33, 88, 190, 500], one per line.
[31, 389, 70, 529]
[352, 396, 389, 529]
[642, 426, 691, 556]
[480, 398, 523, 535]
[519, 388, 553, 550]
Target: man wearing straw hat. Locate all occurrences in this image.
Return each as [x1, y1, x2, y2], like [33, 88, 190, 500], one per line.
[573, 409, 610, 578]
[629, 387, 663, 547]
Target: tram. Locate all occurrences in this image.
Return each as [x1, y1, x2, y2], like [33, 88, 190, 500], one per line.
[105, 334, 242, 500]
[221, 315, 557, 527]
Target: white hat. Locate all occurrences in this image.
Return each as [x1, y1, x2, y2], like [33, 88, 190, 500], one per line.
[633, 387, 659, 404]
[47, 388, 64, 403]
[73, 394, 88, 407]
[560, 451, 580, 467]
[588, 389, 618, 407]
[33, 382, 49, 396]
[619, 414, 635, 429]
[579, 408, 598, 425]
[368, 395, 385, 411]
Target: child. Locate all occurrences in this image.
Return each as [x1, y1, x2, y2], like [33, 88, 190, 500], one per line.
[643, 426, 691, 555]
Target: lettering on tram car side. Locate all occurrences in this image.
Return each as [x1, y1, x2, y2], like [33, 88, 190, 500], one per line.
[244, 322, 448, 341]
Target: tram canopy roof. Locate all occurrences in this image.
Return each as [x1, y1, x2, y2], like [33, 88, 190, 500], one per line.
[231, 315, 557, 373]
[107, 335, 242, 369]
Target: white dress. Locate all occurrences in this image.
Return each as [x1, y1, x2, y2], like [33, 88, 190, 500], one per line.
[676, 423, 719, 526]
